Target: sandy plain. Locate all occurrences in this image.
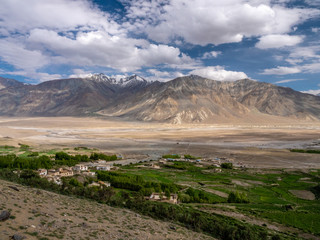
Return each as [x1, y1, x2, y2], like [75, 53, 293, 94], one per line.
[0, 117, 319, 169]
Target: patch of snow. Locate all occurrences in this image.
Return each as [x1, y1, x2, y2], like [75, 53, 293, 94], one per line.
[86, 73, 152, 87]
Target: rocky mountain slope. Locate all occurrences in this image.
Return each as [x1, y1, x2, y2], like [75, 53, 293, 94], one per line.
[0, 74, 151, 116]
[0, 74, 319, 123]
[0, 77, 24, 89]
[102, 75, 320, 123]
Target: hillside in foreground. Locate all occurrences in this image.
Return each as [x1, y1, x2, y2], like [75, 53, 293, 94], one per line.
[0, 179, 213, 240]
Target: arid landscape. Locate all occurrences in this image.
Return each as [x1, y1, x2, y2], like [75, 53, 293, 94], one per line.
[1, 117, 319, 168]
[0, 179, 213, 240]
[1, 0, 320, 239]
[1, 117, 320, 239]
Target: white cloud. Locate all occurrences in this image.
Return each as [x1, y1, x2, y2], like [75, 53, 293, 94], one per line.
[4, 70, 62, 83]
[1, 0, 319, 82]
[301, 89, 320, 95]
[301, 62, 320, 73]
[27, 29, 193, 72]
[275, 78, 304, 84]
[256, 34, 304, 49]
[311, 27, 320, 33]
[0, 39, 49, 71]
[262, 66, 301, 75]
[148, 69, 170, 77]
[69, 69, 92, 79]
[147, 69, 184, 82]
[287, 46, 320, 60]
[0, 0, 196, 81]
[190, 66, 248, 81]
[125, 0, 319, 46]
[282, 45, 320, 73]
[305, 0, 320, 7]
[0, 0, 122, 35]
[202, 51, 221, 59]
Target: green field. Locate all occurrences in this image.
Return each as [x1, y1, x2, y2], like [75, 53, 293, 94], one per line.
[0, 145, 97, 158]
[120, 162, 320, 235]
[0, 148, 319, 239]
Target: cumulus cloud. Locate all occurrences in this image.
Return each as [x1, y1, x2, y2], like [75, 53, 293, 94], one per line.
[4, 70, 62, 83]
[147, 69, 184, 82]
[124, 0, 319, 46]
[311, 27, 320, 33]
[261, 66, 301, 75]
[256, 34, 304, 49]
[0, 39, 49, 71]
[0, 0, 195, 81]
[27, 29, 193, 72]
[202, 51, 221, 59]
[1, 0, 319, 82]
[0, 0, 122, 35]
[190, 66, 248, 81]
[69, 69, 92, 79]
[301, 89, 320, 95]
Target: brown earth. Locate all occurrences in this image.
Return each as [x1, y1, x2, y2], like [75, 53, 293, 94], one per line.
[0, 179, 214, 240]
[289, 190, 316, 200]
[0, 117, 320, 169]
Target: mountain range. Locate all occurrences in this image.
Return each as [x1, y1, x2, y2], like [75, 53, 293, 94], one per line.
[0, 74, 319, 123]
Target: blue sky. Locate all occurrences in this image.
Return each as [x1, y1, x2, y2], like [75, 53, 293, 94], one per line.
[0, 0, 319, 94]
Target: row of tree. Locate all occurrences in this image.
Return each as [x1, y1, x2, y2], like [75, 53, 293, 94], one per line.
[0, 154, 53, 169]
[0, 151, 118, 170]
[97, 171, 180, 196]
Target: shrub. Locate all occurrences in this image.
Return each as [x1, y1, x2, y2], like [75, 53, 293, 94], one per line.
[55, 152, 71, 161]
[221, 163, 233, 169]
[184, 154, 198, 160]
[228, 191, 249, 203]
[28, 152, 39, 157]
[19, 144, 30, 151]
[90, 153, 117, 161]
[162, 154, 180, 159]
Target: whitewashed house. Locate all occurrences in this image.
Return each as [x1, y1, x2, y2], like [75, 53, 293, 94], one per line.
[37, 169, 47, 177]
[59, 169, 74, 177]
[96, 165, 111, 171]
[149, 193, 178, 204]
[82, 171, 96, 176]
[73, 164, 88, 172]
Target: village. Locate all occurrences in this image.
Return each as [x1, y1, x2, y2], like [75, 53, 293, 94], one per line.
[34, 153, 238, 204]
[37, 159, 113, 185]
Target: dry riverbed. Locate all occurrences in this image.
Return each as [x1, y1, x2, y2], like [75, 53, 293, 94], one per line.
[0, 117, 319, 168]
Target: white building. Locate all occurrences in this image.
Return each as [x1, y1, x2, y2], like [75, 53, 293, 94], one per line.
[73, 164, 88, 172]
[149, 193, 178, 204]
[96, 165, 111, 171]
[47, 176, 62, 185]
[82, 171, 96, 176]
[37, 169, 47, 177]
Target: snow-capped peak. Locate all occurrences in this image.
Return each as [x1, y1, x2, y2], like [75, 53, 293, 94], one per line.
[86, 73, 115, 83]
[87, 73, 152, 87]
